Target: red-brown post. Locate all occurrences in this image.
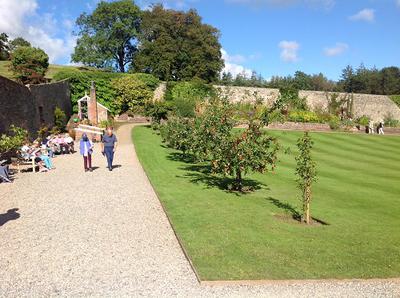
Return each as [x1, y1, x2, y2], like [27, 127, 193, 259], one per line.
[88, 81, 98, 126]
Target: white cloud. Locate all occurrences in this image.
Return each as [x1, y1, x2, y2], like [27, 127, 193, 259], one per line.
[221, 49, 253, 78]
[323, 42, 349, 57]
[349, 8, 375, 22]
[0, 0, 76, 63]
[278, 40, 300, 62]
[226, 0, 335, 10]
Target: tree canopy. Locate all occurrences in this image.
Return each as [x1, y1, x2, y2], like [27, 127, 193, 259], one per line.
[132, 5, 223, 82]
[9, 37, 31, 52]
[0, 33, 10, 60]
[10, 46, 49, 84]
[71, 0, 141, 72]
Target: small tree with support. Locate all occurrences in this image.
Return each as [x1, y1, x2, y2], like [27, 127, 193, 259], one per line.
[295, 132, 317, 224]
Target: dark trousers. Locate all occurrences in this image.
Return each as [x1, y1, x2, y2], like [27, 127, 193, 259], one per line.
[83, 154, 92, 170]
[104, 147, 114, 169]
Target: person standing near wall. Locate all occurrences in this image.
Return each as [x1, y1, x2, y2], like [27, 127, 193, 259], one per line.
[101, 127, 118, 171]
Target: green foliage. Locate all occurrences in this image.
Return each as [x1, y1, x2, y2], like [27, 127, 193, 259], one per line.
[383, 114, 400, 128]
[99, 119, 114, 129]
[288, 110, 320, 123]
[390, 95, 400, 108]
[160, 97, 279, 191]
[113, 75, 154, 114]
[72, 0, 141, 72]
[160, 117, 194, 154]
[356, 115, 370, 127]
[295, 132, 317, 224]
[144, 101, 169, 124]
[339, 64, 400, 95]
[9, 37, 31, 52]
[54, 107, 67, 131]
[10, 46, 49, 84]
[53, 69, 159, 114]
[211, 121, 279, 191]
[0, 125, 28, 155]
[133, 5, 223, 82]
[328, 117, 341, 130]
[169, 80, 215, 118]
[279, 87, 308, 111]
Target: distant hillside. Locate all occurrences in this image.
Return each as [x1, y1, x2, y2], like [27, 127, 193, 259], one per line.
[0, 61, 99, 81]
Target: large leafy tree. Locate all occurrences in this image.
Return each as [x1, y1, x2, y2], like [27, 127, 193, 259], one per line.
[72, 0, 141, 72]
[0, 33, 10, 60]
[10, 46, 49, 84]
[132, 5, 223, 82]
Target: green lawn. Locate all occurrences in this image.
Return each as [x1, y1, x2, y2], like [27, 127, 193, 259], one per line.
[132, 126, 400, 280]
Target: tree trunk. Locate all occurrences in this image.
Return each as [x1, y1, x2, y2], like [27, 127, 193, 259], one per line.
[305, 185, 311, 224]
[235, 170, 242, 191]
[117, 48, 125, 73]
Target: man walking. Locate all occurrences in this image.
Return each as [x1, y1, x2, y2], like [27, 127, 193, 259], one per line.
[101, 127, 118, 171]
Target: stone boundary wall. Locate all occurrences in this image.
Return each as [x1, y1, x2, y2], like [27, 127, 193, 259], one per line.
[214, 85, 400, 122]
[0, 75, 72, 137]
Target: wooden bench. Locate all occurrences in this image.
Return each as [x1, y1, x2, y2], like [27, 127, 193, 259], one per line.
[11, 156, 36, 173]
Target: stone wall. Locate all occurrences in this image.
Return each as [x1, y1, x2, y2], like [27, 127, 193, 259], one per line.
[0, 75, 72, 137]
[299, 90, 400, 122]
[215, 85, 400, 121]
[215, 85, 280, 106]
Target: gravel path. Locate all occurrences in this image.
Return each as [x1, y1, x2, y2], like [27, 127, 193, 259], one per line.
[1, 124, 399, 297]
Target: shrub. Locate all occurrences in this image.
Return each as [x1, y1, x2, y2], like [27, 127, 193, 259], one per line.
[169, 80, 215, 118]
[54, 107, 67, 132]
[295, 132, 317, 224]
[356, 115, 370, 127]
[113, 76, 154, 114]
[0, 125, 28, 155]
[160, 117, 194, 154]
[144, 101, 169, 124]
[328, 116, 341, 130]
[288, 110, 320, 123]
[383, 114, 400, 127]
[10, 46, 49, 84]
[99, 119, 114, 129]
[279, 87, 308, 111]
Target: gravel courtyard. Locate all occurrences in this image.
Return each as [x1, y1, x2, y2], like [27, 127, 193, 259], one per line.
[0, 124, 399, 297]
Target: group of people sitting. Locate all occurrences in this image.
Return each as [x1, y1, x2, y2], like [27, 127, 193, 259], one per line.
[20, 133, 75, 173]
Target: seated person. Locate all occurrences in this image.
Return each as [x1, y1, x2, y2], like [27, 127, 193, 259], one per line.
[56, 134, 69, 154]
[34, 152, 49, 173]
[0, 161, 11, 183]
[40, 145, 55, 170]
[65, 133, 74, 153]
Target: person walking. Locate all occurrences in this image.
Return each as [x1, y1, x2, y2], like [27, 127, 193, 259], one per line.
[101, 127, 118, 171]
[80, 133, 94, 172]
[377, 120, 384, 135]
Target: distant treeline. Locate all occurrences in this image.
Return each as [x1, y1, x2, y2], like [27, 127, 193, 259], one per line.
[218, 64, 400, 95]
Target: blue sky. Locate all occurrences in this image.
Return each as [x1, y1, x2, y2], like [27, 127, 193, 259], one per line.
[0, 0, 399, 80]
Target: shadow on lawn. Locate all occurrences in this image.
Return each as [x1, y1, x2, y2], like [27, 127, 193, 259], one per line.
[169, 152, 268, 195]
[267, 197, 301, 221]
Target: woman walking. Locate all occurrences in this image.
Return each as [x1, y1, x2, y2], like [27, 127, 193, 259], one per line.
[80, 133, 94, 172]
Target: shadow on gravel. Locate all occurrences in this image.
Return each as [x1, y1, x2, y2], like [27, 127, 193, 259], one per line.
[0, 208, 20, 227]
